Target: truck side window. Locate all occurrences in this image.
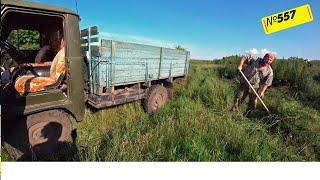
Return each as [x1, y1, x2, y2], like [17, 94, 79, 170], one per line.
[7, 29, 40, 50]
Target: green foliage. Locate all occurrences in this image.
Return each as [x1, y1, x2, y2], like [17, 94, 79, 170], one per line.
[214, 55, 240, 79]
[273, 57, 309, 86]
[7, 29, 40, 50]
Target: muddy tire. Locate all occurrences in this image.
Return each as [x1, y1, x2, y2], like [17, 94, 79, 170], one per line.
[165, 83, 174, 100]
[26, 110, 72, 156]
[2, 115, 30, 160]
[143, 85, 169, 115]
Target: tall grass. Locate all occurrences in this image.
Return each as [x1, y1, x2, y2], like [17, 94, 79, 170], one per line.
[2, 59, 320, 161]
[48, 61, 320, 161]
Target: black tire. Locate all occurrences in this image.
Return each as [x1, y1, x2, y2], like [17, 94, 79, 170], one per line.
[143, 85, 169, 115]
[26, 110, 72, 156]
[2, 114, 30, 160]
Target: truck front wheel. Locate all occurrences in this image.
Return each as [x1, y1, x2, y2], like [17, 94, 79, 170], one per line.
[27, 110, 72, 156]
[143, 85, 169, 115]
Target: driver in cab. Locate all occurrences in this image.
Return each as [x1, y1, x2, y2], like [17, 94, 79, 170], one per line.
[1, 33, 66, 95]
[14, 36, 66, 94]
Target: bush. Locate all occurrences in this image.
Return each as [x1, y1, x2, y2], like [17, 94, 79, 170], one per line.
[215, 55, 240, 79]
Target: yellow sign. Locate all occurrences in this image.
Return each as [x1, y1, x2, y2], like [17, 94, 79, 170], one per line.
[261, 4, 313, 34]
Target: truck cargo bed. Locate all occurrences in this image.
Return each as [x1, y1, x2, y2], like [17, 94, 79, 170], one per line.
[85, 38, 190, 95]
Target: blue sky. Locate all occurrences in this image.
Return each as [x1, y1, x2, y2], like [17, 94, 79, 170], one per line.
[28, 0, 319, 60]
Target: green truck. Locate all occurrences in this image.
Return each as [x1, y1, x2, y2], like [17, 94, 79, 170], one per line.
[0, 0, 190, 158]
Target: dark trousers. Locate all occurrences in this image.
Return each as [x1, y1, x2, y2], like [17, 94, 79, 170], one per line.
[232, 83, 258, 116]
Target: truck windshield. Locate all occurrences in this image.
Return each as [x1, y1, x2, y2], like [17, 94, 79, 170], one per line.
[1, 10, 64, 64]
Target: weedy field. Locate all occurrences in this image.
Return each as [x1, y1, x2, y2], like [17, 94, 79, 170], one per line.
[2, 58, 320, 161]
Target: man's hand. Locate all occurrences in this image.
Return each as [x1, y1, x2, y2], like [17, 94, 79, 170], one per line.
[237, 65, 243, 72]
[237, 57, 246, 72]
[259, 85, 268, 99]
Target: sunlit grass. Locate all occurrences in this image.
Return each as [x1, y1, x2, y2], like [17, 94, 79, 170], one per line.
[2, 60, 319, 161]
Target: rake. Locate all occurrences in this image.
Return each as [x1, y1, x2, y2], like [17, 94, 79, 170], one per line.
[239, 70, 270, 114]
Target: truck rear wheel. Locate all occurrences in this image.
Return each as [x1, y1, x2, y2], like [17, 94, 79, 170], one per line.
[26, 110, 72, 156]
[165, 83, 174, 99]
[143, 85, 169, 115]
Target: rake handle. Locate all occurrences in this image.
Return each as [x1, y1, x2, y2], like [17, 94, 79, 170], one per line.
[239, 70, 270, 114]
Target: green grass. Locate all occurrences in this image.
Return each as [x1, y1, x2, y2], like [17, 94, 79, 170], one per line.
[2, 60, 320, 161]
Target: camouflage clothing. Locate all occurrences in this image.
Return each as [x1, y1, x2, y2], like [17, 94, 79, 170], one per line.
[242, 54, 274, 88]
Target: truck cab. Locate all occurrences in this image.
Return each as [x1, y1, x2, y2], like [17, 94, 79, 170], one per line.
[1, 0, 85, 158]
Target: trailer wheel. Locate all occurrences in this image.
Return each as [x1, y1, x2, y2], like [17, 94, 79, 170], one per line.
[26, 110, 72, 156]
[143, 85, 169, 115]
[165, 83, 174, 100]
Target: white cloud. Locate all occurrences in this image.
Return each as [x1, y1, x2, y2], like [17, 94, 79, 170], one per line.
[246, 48, 277, 58]
[247, 48, 259, 55]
